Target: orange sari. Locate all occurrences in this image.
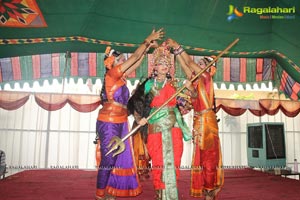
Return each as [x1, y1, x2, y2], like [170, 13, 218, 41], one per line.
[190, 72, 224, 198]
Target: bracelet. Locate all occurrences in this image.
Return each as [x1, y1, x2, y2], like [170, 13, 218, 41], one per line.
[174, 45, 182, 51]
[173, 45, 185, 55]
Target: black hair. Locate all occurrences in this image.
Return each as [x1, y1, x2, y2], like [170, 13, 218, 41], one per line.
[99, 69, 108, 105]
[203, 57, 210, 65]
[104, 49, 121, 60]
[100, 49, 122, 105]
[112, 50, 121, 57]
[127, 77, 151, 143]
[150, 68, 172, 80]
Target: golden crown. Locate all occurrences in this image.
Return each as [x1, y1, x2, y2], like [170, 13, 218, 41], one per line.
[152, 42, 172, 66]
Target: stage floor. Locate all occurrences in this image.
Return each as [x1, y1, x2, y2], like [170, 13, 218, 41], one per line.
[0, 168, 299, 200]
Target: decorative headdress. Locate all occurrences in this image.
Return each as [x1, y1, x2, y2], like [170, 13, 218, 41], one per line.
[152, 42, 172, 66]
[202, 55, 217, 76]
[103, 46, 122, 69]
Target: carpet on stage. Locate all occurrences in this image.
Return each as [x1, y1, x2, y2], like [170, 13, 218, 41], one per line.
[0, 168, 299, 200]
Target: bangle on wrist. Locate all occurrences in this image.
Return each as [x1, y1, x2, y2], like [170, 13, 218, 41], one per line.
[174, 45, 185, 55]
[174, 45, 181, 51]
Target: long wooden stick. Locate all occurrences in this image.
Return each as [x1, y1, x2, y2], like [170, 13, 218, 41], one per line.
[106, 38, 239, 156]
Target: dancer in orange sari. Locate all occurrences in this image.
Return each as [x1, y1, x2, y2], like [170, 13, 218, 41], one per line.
[167, 38, 224, 200]
[95, 29, 163, 200]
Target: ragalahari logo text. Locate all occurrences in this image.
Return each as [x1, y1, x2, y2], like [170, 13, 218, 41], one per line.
[226, 4, 296, 21]
[227, 5, 244, 22]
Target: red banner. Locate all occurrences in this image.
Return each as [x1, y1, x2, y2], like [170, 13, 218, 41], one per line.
[0, 0, 47, 27]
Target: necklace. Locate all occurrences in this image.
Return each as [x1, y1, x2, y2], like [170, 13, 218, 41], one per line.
[154, 77, 167, 89]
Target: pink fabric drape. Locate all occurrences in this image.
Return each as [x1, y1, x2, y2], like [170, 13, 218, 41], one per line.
[259, 99, 300, 117]
[0, 91, 30, 110]
[0, 91, 100, 112]
[1, 91, 299, 116]
[216, 98, 300, 117]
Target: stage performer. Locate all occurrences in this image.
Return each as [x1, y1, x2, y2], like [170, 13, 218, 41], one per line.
[95, 28, 164, 200]
[166, 38, 224, 200]
[135, 42, 191, 200]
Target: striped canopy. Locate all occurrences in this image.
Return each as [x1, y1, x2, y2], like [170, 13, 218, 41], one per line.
[0, 0, 299, 100]
[1, 53, 299, 100]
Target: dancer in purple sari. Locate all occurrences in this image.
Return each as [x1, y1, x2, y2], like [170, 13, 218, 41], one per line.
[95, 29, 164, 200]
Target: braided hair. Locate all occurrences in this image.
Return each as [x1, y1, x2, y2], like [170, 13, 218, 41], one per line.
[99, 47, 122, 105]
